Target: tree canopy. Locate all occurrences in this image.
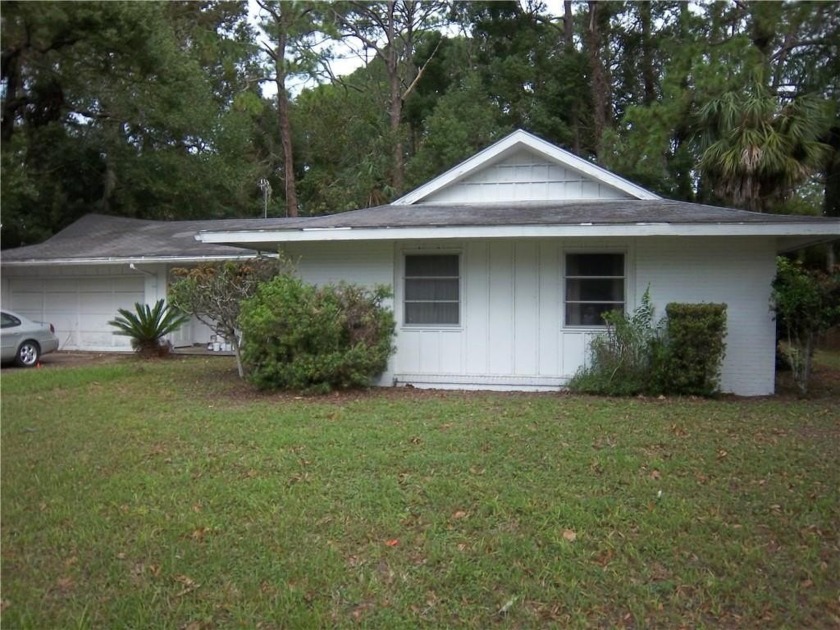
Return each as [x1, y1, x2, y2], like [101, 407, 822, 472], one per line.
[3, 0, 839, 252]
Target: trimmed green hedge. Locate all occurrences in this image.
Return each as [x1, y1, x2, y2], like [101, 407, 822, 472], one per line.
[664, 303, 727, 396]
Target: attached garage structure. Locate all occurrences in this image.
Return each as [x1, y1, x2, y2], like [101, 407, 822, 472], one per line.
[1, 214, 301, 351]
[3, 269, 145, 350]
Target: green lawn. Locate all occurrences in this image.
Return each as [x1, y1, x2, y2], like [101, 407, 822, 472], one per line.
[2, 356, 839, 628]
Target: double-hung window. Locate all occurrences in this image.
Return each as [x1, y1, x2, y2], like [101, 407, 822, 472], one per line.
[404, 254, 460, 325]
[565, 253, 625, 326]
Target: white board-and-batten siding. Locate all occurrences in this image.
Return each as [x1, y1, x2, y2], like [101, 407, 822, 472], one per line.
[418, 150, 633, 204]
[283, 236, 777, 395]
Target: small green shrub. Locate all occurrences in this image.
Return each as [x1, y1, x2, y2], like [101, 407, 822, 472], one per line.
[239, 275, 396, 393]
[569, 291, 728, 397]
[169, 257, 286, 378]
[663, 303, 727, 396]
[108, 299, 190, 357]
[568, 289, 666, 396]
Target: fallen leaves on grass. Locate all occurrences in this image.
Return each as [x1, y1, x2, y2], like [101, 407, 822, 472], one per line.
[562, 529, 577, 542]
[190, 527, 209, 542]
[173, 574, 201, 597]
[498, 595, 519, 616]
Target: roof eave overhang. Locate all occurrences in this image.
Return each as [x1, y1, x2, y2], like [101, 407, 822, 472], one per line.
[198, 223, 840, 248]
[0, 253, 262, 267]
[777, 235, 840, 253]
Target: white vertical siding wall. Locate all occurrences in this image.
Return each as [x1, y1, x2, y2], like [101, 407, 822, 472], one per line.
[272, 236, 778, 396]
[635, 237, 777, 396]
[392, 238, 624, 389]
[422, 150, 632, 204]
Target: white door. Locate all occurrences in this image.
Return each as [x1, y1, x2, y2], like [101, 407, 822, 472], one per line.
[4, 275, 145, 350]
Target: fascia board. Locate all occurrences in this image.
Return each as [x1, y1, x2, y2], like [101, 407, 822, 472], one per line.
[0, 254, 262, 267]
[198, 222, 840, 245]
[392, 129, 660, 205]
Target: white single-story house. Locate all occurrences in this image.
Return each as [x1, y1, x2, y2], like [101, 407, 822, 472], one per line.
[3, 130, 839, 395]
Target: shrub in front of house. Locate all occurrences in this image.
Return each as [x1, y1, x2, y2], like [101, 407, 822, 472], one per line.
[663, 303, 727, 396]
[771, 257, 840, 395]
[567, 289, 666, 396]
[108, 299, 190, 358]
[238, 275, 395, 393]
[568, 293, 727, 397]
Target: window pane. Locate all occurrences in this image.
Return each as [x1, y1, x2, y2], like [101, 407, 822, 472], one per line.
[567, 254, 623, 277]
[405, 278, 459, 301]
[566, 303, 622, 326]
[565, 253, 625, 327]
[405, 254, 459, 277]
[406, 302, 459, 325]
[404, 254, 460, 326]
[566, 278, 623, 302]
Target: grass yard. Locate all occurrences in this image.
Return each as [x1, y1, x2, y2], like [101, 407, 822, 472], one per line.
[2, 356, 839, 628]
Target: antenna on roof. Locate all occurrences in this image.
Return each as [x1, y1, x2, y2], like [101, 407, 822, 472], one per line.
[258, 178, 272, 219]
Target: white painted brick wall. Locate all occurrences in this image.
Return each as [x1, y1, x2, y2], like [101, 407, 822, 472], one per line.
[634, 237, 778, 396]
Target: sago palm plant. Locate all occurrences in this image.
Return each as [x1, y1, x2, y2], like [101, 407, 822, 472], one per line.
[109, 300, 190, 357]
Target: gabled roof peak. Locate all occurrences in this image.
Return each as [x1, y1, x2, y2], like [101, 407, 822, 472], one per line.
[392, 129, 660, 206]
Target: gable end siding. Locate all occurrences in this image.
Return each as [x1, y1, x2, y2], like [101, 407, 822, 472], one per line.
[420, 150, 633, 204]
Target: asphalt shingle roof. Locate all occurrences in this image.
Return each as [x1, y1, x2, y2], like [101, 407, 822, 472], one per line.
[243, 200, 838, 231]
[3, 201, 838, 264]
[1, 214, 305, 263]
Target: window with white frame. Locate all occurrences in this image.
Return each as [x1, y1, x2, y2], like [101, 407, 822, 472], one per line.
[565, 253, 625, 326]
[404, 254, 460, 325]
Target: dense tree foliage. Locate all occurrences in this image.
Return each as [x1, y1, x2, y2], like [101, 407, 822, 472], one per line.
[1, 1, 267, 248]
[3, 1, 839, 253]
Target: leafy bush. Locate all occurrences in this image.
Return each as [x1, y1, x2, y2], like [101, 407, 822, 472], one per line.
[239, 275, 396, 393]
[772, 257, 840, 394]
[569, 290, 728, 397]
[663, 303, 727, 396]
[169, 257, 286, 378]
[108, 299, 189, 357]
[568, 288, 666, 396]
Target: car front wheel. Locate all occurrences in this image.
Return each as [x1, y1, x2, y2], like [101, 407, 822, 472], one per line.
[15, 340, 41, 367]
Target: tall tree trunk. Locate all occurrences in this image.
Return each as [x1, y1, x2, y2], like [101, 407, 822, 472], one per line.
[563, 0, 574, 47]
[274, 25, 299, 218]
[563, 0, 581, 155]
[639, 1, 655, 105]
[585, 1, 610, 160]
[264, 2, 299, 218]
[386, 1, 404, 194]
[275, 60, 299, 218]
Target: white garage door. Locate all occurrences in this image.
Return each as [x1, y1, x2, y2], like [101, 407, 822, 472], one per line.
[5, 276, 145, 351]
